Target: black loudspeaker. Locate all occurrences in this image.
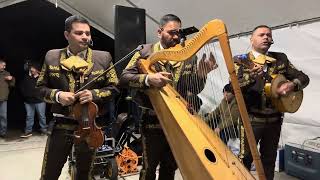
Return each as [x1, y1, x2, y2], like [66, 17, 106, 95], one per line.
[114, 5, 146, 76]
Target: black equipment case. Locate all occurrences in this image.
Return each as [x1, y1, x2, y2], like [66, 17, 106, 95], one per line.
[285, 143, 320, 180]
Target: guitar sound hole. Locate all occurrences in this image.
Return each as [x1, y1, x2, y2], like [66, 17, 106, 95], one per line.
[204, 149, 216, 163]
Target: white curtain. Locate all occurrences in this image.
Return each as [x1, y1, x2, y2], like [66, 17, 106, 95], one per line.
[0, 0, 26, 8]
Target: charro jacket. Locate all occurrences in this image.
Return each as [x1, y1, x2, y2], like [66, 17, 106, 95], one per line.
[36, 48, 119, 116]
[120, 42, 207, 115]
[234, 51, 309, 116]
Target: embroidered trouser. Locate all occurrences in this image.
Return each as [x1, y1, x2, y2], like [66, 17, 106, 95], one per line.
[240, 115, 282, 180]
[40, 120, 95, 180]
[139, 122, 177, 180]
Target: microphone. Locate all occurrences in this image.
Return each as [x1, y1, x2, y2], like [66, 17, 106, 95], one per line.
[270, 39, 274, 44]
[179, 26, 199, 46]
[136, 44, 144, 51]
[87, 39, 93, 47]
[179, 26, 199, 37]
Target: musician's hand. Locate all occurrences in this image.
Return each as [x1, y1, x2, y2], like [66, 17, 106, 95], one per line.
[276, 81, 295, 96]
[4, 75, 13, 81]
[249, 64, 263, 78]
[197, 52, 218, 78]
[147, 72, 172, 88]
[58, 92, 76, 106]
[214, 127, 221, 134]
[75, 89, 93, 104]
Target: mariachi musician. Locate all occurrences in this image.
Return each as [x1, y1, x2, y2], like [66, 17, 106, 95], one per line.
[234, 25, 309, 180]
[37, 15, 118, 180]
[120, 14, 217, 180]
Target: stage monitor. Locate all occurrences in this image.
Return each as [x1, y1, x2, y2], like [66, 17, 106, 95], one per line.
[114, 5, 146, 76]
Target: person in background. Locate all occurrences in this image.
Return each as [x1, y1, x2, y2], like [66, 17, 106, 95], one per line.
[20, 63, 47, 138]
[0, 58, 15, 138]
[204, 84, 240, 144]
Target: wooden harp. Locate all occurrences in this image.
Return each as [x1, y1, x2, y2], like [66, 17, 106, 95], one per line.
[139, 19, 265, 180]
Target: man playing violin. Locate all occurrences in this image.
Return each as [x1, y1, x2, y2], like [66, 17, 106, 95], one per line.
[37, 15, 119, 180]
[234, 25, 309, 180]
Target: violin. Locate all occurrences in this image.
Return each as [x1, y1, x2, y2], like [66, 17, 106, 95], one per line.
[73, 75, 104, 149]
[69, 46, 144, 148]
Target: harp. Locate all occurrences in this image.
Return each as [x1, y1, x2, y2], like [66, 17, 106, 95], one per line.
[139, 19, 265, 180]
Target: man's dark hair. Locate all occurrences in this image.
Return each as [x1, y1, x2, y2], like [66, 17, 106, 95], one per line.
[29, 62, 41, 71]
[159, 14, 181, 28]
[0, 57, 5, 63]
[65, 15, 90, 32]
[223, 84, 233, 93]
[252, 25, 271, 34]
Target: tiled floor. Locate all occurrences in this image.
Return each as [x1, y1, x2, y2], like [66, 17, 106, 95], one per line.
[0, 131, 299, 180]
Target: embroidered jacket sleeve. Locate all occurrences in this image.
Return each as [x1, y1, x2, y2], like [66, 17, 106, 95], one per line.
[90, 52, 119, 102]
[36, 51, 61, 104]
[275, 53, 309, 91]
[176, 55, 209, 112]
[119, 52, 148, 89]
[233, 55, 256, 88]
[178, 55, 208, 94]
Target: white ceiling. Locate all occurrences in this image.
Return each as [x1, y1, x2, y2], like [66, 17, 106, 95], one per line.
[2, 0, 320, 43]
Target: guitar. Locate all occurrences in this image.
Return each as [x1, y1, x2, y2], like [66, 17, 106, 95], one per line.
[264, 74, 303, 113]
[234, 56, 303, 113]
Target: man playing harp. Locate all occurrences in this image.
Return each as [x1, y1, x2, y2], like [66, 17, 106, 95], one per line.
[234, 25, 309, 180]
[120, 14, 217, 180]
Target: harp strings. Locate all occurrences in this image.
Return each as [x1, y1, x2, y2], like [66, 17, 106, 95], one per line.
[180, 40, 240, 146]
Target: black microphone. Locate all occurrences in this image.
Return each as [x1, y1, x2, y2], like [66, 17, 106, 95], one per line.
[179, 26, 199, 37]
[87, 39, 93, 47]
[270, 39, 274, 44]
[179, 26, 199, 46]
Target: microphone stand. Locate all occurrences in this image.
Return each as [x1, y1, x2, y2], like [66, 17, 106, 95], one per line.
[75, 45, 143, 93]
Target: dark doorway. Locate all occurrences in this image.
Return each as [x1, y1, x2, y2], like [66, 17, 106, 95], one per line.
[0, 0, 114, 130]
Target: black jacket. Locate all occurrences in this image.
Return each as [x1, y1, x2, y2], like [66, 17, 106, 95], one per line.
[20, 74, 43, 103]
